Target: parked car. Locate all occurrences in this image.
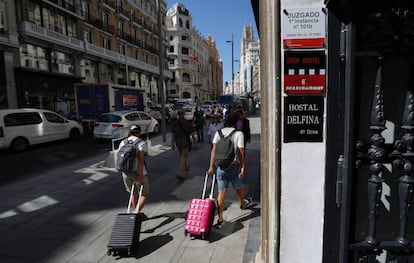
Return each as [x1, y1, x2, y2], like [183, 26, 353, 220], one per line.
[200, 104, 214, 117]
[93, 110, 159, 139]
[0, 108, 83, 152]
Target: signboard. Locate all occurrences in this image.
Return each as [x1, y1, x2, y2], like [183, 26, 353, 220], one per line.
[284, 96, 324, 142]
[123, 95, 138, 106]
[282, 8, 326, 48]
[284, 51, 326, 95]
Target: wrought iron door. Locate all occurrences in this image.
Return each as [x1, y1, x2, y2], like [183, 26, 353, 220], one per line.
[325, 2, 414, 263]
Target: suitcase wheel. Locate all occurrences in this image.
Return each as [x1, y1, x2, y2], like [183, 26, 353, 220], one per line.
[201, 232, 205, 240]
[184, 229, 188, 236]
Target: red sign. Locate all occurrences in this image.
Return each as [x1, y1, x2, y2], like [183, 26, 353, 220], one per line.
[283, 38, 325, 49]
[284, 51, 326, 95]
[284, 75, 325, 95]
[123, 95, 137, 106]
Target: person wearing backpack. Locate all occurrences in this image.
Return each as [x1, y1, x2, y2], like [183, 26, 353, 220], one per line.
[117, 125, 149, 213]
[207, 111, 253, 229]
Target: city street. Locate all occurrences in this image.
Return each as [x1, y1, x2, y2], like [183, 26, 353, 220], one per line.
[0, 116, 261, 263]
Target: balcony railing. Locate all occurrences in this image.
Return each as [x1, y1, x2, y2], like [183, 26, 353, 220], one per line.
[19, 21, 172, 79]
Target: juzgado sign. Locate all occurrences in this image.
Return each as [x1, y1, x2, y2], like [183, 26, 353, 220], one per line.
[284, 51, 326, 95]
[284, 96, 324, 142]
[282, 8, 326, 48]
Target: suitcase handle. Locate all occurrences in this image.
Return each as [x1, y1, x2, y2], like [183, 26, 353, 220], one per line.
[202, 172, 216, 199]
[127, 183, 144, 213]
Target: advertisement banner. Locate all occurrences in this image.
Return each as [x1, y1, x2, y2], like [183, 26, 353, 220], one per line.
[284, 50, 326, 95]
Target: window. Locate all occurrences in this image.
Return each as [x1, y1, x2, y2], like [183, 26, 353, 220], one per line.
[4, 112, 42, 127]
[84, 31, 92, 43]
[186, 20, 190, 29]
[182, 73, 190, 82]
[181, 47, 189, 55]
[80, 59, 97, 82]
[118, 21, 124, 37]
[81, 1, 89, 18]
[119, 44, 126, 55]
[20, 44, 48, 71]
[0, 9, 5, 31]
[103, 38, 111, 50]
[133, 49, 139, 59]
[44, 112, 65, 123]
[99, 63, 113, 82]
[43, 8, 66, 34]
[179, 18, 183, 27]
[27, 2, 41, 26]
[51, 51, 74, 74]
[101, 12, 108, 30]
[181, 35, 190, 41]
[169, 46, 174, 52]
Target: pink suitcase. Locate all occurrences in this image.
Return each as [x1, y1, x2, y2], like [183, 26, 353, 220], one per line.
[184, 173, 216, 240]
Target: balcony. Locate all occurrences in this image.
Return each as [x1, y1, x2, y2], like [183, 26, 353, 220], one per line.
[98, 0, 116, 11]
[84, 14, 115, 35]
[116, 6, 130, 20]
[19, 21, 172, 79]
[19, 21, 84, 51]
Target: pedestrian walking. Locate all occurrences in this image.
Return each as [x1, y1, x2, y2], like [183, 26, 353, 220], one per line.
[235, 107, 251, 152]
[171, 109, 193, 180]
[117, 125, 149, 213]
[193, 104, 206, 143]
[207, 114, 224, 145]
[207, 111, 252, 229]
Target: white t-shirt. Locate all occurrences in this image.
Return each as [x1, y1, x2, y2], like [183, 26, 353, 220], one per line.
[212, 127, 244, 161]
[118, 135, 147, 175]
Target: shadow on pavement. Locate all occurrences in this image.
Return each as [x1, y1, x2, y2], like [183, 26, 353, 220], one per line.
[209, 206, 260, 243]
[135, 233, 174, 258]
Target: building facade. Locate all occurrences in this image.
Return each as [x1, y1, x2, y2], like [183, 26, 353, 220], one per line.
[165, 3, 219, 104]
[205, 34, 222, 101]
[0, 0, 19, 109]
[227, 23, 260, 108]
[1, 0, 171, 115]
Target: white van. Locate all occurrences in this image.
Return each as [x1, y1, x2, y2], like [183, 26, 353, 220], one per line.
[0, 108, 83, 152]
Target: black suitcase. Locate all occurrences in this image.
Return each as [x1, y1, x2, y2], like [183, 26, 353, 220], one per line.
[107, 184, 143, 257]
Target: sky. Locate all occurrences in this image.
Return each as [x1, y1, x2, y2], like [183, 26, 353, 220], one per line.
[166, 0, 259, 84]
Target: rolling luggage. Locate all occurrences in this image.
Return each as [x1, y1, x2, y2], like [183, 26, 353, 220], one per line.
[107, 184, 143, 257]
[184, 173, 216, 240]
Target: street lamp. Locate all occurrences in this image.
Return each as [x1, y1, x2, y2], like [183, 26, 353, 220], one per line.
[226, 33, 234, 95]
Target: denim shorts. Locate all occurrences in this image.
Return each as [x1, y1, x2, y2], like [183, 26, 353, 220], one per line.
[216, 165, 243, 191]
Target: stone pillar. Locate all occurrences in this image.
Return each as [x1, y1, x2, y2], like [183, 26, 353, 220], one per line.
[260, 0, 281, 262]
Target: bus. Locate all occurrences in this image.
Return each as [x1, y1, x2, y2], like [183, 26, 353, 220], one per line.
[217, 94, 253, 113]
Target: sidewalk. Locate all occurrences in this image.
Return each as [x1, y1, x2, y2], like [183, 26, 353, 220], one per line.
[0, 117, 261, 263]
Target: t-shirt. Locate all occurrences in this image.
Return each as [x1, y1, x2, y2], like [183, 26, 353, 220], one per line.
[212, 127, 244, 161]
[118, 135, 147, 175]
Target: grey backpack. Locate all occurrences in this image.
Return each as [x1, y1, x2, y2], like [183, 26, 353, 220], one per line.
[116, 138, 141, 173]
[215, 129, 236, 169]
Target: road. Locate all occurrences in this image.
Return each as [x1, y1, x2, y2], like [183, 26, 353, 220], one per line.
[0, 130, 167, 186]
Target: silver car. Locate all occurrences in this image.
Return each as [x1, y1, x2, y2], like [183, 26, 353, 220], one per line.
[93, 110, 160, 139]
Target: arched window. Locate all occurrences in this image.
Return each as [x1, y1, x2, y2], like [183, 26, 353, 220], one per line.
[182, 73, 190, 83]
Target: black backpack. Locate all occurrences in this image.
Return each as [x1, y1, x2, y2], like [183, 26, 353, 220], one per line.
[116, 138, 141, 173]
[215, 129, 237, 169]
